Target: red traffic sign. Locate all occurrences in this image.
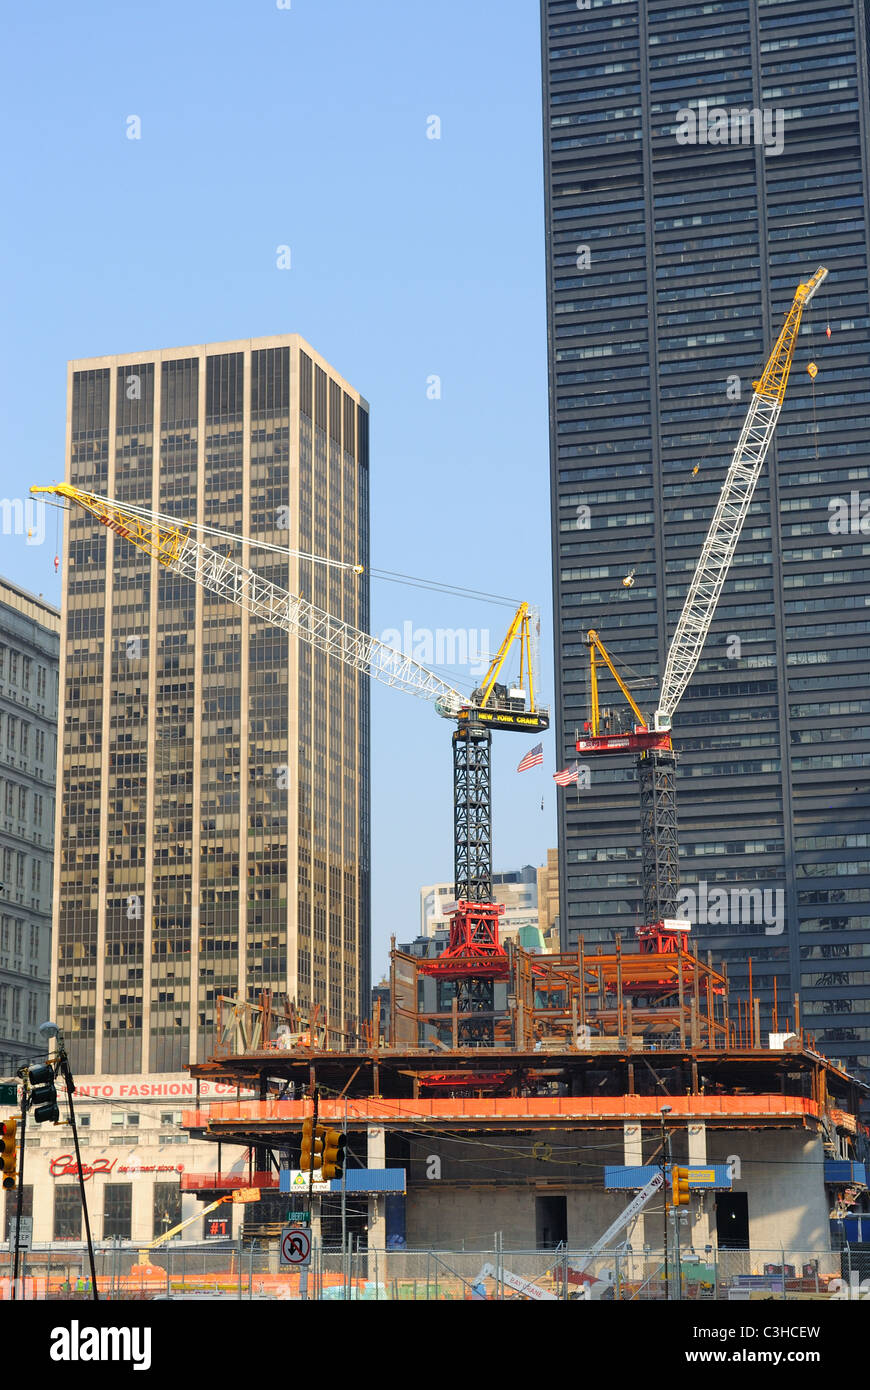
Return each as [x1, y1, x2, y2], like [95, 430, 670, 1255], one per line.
[280, 1225, 311, 1268]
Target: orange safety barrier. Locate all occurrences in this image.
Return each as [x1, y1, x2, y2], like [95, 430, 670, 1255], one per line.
[183, 1094, 825, 1128]
[180, 1171, 279, 1191]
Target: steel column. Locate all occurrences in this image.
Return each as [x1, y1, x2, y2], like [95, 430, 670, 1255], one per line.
[452, 721, 494, 1044]
[452, 722, 492, 902]
[638, 748, 680, 925]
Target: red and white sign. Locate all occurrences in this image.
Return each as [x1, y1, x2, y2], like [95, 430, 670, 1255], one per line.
[68, 1072, 256, 1101]
[49, 1154, 185, 1181]
[280, 1226, 311, 1268]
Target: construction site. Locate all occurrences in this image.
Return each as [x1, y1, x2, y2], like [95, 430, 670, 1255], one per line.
[173, 933, 867, 1276]
[21, 265, 870, 1298]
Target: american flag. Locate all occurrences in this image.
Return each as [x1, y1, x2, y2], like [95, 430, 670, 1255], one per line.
[553, 762, 581, 786]
[516, 742, 544, 773]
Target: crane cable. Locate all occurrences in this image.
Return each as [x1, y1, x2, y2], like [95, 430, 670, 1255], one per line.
[38, 494, 521, 608]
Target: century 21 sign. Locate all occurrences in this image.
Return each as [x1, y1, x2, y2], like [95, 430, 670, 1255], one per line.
[49, 1155, 185, 1181]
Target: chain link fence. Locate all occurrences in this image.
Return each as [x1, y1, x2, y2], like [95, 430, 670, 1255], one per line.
[1, 1239, 869, 1299]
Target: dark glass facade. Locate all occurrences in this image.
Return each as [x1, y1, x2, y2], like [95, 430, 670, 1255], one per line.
[56, 337, 371, 1073]
[542, 0, 870, 1078]
[53, 1184, 82, 1241]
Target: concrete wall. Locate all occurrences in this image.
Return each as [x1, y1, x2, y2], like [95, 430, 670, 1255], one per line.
[399, 1125, 833, 1253]
[707, 1129, 830, 1252]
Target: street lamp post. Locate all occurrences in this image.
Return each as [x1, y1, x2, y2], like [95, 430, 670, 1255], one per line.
[40, 1022, 99, 1301]
[11, 1067, 27, 1298]
[660, 1106, 672, 1301]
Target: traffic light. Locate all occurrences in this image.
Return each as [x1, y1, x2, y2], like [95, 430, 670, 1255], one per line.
[671, 1165, 691, 1207]
[29, 1062, 59, 1124]
[320, 1128, 346, 1181]
[300, 1118, 325, 1171]
[1, 1118, 17, 1190]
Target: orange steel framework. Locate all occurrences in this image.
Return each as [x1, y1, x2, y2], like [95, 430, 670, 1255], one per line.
[206, 937, 835, 1096]
[395, 936, 734, 1061]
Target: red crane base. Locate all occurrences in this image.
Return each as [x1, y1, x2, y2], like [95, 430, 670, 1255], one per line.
[417, 899, 509, 980]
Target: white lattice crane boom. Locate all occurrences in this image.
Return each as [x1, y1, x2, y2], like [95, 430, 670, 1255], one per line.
[654, 265, 828, 730]
[31, 484, 469, 717]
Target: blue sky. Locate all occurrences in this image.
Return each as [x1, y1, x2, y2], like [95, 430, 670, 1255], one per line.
[0, 0, 557, 977]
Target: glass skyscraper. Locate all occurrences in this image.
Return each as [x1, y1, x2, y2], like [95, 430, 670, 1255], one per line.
[54, 337, 370, 1073]
[541, 0, 870, 1077]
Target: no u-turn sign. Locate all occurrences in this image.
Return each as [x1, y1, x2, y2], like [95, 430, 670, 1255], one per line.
[280, 1225, 312, 1268]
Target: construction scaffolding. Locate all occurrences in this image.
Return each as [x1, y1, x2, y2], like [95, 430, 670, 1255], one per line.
[395, 936, 732, 1055]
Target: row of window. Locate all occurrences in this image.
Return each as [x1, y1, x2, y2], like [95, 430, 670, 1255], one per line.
[0, 647, 52, 700]
[0, 917, 40, 957]
[0, 984, 43, 1025]
[0, 848, 44, 895]
[0, 781, 47, 826]
[5, 1182, 186, 1244]
[0, 714, 50, 762]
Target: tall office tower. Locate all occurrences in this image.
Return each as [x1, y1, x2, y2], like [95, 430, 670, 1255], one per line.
[54, 337, 370, 1074]
[0, 579, 58, 1072]
[542, 0, 870, 1079]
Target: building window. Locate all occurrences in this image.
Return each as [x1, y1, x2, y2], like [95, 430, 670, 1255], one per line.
[103, 1184, 132, 1240]
[54, 1185, 82, 1241]
[110, 1112, 125, 1128]
[37, 667, 46, 699]
[153, 1181, 182, 1240]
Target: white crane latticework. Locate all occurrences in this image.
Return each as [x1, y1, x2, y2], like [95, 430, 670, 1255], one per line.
[655, 390, 780, 728]
[173, 534, 468, 717]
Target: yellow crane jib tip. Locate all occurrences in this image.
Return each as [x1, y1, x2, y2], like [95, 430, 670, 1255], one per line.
[798, 266, 829, 303]
[31, 483, 76, 499]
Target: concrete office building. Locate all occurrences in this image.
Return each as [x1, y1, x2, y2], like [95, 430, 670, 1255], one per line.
[541, 0, 870, 1079]
[1, 1071, 255, 1248]
[55, 337, 370, 1075]
[419, 866, 539, 937]
[0, 579, 59, 1073]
